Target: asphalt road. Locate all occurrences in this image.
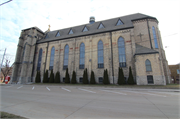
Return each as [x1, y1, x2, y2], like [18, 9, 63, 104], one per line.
[0, 85, 180, 119]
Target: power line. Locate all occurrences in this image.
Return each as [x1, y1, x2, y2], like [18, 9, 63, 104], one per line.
[162, 33, 178, 38]
[0, 0, 12, 6]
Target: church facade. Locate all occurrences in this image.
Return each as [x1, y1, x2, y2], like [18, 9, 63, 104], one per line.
[11, 13, 171, 85]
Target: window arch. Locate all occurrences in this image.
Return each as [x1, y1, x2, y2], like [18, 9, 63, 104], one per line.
[49, 47, 55, 70]
[79, 43, 85, 69]
[152, 26, 158, 48]
[118, 37, 126, 67]
[37, 48, 42, 71]
[22, 42, 27, 61]
[98, 40, 104, 68]
[63, 45, 69, 70]
[145, 59, 152, 71]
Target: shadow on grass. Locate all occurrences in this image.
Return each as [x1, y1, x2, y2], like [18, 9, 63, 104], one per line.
[0, 111, 27, 118]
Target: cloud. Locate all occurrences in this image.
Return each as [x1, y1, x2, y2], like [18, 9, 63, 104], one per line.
[0, 0, 180, 65]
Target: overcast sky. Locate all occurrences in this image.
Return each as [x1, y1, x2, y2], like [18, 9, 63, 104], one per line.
[0, 0, 180, 65]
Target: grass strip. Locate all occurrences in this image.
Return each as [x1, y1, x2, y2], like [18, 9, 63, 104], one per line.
[0, 111, 27, 118]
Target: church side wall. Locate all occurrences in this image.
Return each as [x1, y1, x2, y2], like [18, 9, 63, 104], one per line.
[133, 19, 151, 49]
[34, 29, 135, 84]
[112, 29, 135, 83]
[148, 20, 171, 84]
[135, 53, 166, 85]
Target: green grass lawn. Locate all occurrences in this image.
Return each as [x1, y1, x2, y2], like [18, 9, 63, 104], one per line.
[0, 112, 26, 118]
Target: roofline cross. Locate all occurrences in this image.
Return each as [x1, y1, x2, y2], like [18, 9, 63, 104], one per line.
[137, 33, 144, 41]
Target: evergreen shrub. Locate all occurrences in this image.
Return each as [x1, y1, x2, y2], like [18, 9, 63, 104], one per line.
[127, 66, 135, 85]
[118, 68, 125, 85]
[103, 69, 110, 84]
[71, 71, 77, 84]
[55, 71, 60, 83]
[49, 70, 54, 83]
[65, 68, 70, 83]
[83, 68, 89, 84]
[90, 70, 96, 84]
[35, 71, 41, 83]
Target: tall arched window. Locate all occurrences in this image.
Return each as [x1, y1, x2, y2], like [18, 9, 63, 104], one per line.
[63, 45, 69, 70]
[98, 40, 104, 68]
[22, 42, 27, 61]
[145, 59, 152, 71]
[152, 26, 158, 48]
[37, 48, 42, 71]
[118, 37, 126, 67]
[79, 43, 85, 69]
[49, 47, 55, 70]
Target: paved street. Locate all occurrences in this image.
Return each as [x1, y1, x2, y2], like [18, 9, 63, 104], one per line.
[0, 85, 180, 119]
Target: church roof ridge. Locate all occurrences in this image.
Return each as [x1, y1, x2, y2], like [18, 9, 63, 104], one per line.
[37, 13, 157, 44]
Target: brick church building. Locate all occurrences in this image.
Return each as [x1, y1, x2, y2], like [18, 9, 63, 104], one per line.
[11, 13, 171, 85]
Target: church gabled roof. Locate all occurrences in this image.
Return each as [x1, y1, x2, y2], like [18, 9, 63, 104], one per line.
[135, 44, 159, 55]
[37, 13, 157, 44]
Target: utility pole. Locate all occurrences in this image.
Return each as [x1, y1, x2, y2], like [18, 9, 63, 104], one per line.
[0, 48, 7, 73]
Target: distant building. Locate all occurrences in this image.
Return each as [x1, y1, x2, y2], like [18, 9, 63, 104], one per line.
[11, 13, 170, 85]
[169, 64, 180, 84]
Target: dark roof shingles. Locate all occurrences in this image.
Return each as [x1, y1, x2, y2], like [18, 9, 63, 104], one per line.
[135, 44, 158, 55]
[38, 13, 157, 43]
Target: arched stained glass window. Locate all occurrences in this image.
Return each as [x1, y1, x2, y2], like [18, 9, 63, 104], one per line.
[145, 59, 152, 71]
[79, 43, 85, 69]
[49, 47, 55, 70]
[118, 37, 126, 67]
[22, 42, 27, 61]
[63, 45, 69, 70]
[152, 26, 158, 48]
[98, 40, 104, 68]
[37, 48, 42, 71]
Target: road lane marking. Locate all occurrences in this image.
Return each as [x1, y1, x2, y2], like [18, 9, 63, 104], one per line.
[32, 86, 34, 90]
[148, 91, 180, 96]
[78, 88, 96, 93]
[101, 90, 127, 95]
[61, 87, 71, 92]
[46, 87, 50, 91]
[124, 90, 166, 97]
[17, 86, 23, 89]
[5, 86, 13, 88]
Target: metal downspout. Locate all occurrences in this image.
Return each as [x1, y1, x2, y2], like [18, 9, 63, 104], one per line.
[44, 42, 49, 73]
[110, 32, 114, 84]
[147, 19, 153, 49]
[31, 39, 37, 82]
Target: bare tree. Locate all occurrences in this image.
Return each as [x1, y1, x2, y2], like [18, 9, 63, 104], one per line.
[0, 55, 14, 82]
